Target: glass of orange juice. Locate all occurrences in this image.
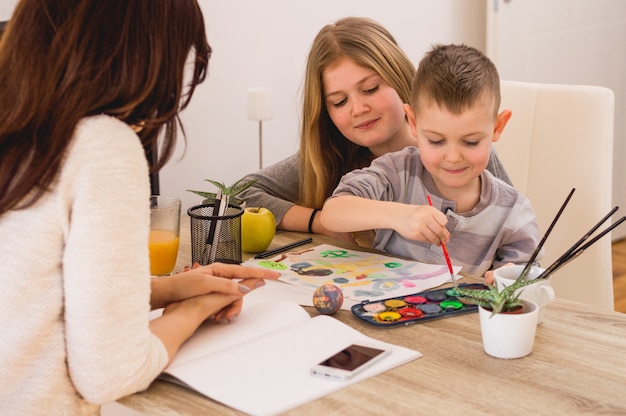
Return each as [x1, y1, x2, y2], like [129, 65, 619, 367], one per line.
[149, 196, 181, 276]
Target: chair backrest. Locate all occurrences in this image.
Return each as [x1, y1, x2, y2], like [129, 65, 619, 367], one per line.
[495, 80, 615, 310]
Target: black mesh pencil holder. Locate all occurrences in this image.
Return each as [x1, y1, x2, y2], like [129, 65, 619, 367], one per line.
[188, 203, 244, 265]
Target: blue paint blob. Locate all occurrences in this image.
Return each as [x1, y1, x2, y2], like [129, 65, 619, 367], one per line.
[354, 290, 385, 298]
[419, 303, 442, 315]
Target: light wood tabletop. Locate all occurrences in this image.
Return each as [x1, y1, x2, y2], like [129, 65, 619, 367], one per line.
[119, 220, 626, 415]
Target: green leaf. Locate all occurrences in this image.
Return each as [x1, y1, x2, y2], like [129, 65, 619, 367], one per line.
[187, 177, 258, 203]
[204, 179, 228, 193]
[187, 190, 216, 200]
[452, 283, 524, 313]
[228, 178, 258, 195]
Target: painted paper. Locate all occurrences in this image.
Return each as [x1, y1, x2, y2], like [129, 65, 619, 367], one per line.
[244, 244, 459, 302]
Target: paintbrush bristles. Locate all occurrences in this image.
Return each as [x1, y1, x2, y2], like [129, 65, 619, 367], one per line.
[541, 206, 618, 275]
[538, 214, 625, 279]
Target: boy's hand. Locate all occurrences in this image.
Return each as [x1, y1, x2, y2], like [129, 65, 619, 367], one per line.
[485, 262, 516, 284]
[394, 205, 450, 246]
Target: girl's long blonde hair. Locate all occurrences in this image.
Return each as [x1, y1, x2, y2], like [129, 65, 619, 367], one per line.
[299, 17, 415, 208]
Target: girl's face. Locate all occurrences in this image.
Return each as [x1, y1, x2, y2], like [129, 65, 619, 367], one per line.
[322, 58, 414, 157]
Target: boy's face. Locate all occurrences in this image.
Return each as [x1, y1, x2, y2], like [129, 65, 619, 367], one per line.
[404, 92, 511, 197]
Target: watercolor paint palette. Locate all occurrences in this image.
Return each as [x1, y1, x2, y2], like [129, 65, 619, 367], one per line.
[351, 283, 488, 327]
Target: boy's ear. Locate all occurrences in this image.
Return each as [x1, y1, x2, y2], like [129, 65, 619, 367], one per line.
[492, 109, 512, 143]
[403, 103, 418, 137]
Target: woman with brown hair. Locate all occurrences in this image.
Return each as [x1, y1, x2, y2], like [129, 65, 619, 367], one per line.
[0, 1, 277, 414]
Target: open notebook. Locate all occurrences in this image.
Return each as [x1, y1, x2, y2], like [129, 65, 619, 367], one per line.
[158, 299, 422, 416]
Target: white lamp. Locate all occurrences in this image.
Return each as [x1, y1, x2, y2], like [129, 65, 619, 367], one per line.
[246, 87, 273, 169]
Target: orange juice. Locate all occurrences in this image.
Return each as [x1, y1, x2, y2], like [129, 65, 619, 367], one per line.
[149, 229, 180, 275]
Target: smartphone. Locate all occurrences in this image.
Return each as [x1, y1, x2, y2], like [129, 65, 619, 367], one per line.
[311, 343, 391, 381]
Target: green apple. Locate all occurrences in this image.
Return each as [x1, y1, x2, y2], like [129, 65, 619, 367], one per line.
[241, 207, 276, 253]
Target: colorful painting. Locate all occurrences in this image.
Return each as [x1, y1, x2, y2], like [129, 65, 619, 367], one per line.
[244, 244, 459, 302]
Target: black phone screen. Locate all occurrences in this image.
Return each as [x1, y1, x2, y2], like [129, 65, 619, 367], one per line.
[318, 344, 386, 371]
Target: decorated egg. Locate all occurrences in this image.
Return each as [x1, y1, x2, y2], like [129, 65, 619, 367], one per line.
[313, 284, 344, 315]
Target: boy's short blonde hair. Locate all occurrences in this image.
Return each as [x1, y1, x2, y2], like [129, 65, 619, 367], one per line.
[410, 44, 501, 117]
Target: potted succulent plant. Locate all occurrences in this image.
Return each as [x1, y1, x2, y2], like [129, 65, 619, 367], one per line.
[450, 188, 626, 359]
[450, 270, 543, 359]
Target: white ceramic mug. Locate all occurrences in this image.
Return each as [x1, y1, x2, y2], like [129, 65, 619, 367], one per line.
[494, 265, 555, 324]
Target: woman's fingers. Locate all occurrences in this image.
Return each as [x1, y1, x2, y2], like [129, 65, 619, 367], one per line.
[213, 298, 244, 323]
[193, 275, 260, 297]
[211, 279, 267, 323]
[197, 262, 281, 280]
[164, 264, 279, 301]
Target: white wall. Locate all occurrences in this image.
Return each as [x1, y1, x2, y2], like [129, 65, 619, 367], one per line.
[0, 0, 485, 212]
[164, 0, 487, 211]
[3, 1, 622, 229]
[0, 1, 15, 21]
[486, 0, 626, 241]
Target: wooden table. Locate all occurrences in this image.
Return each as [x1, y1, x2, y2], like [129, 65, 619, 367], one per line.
[120, 224, 626, 415]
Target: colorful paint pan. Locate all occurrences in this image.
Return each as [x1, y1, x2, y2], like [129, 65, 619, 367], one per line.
[404, 295, 427, 305]
[424, 291, 448, 302]
[351, 282, 488, 327]
[363, 302, 386, 313]
[440, 300, 463, 310]
[419, 303, 442, 315]
[377, 311, 402, 322]
[400, 308, 424, 318]
[384, 299, 407, 310]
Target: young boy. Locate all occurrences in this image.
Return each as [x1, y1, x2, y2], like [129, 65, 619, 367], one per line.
[320, 44, 541, 277]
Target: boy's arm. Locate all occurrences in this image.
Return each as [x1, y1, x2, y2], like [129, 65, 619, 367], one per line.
[493, 196, 543, 271]
[321, 195, 396, 231]
[321, 195, 449, 246]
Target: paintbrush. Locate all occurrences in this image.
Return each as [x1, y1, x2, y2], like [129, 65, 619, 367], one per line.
[427, 195, 457, 287]
[518, 188, 575, 282]
[203, 189, 229, 264]
[208, 191, 229, 264]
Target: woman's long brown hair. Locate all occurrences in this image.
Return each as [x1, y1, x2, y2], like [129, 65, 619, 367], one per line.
[0, 0, 211, 214]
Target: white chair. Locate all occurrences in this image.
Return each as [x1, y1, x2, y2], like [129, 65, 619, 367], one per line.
[495, 80, 615, 310]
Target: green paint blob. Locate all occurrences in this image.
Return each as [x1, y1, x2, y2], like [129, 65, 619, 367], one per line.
[258, 261, 287, 270]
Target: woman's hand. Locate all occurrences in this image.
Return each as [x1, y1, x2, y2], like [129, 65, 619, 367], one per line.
[165, 274, 269, 324]
[150, 263, 279, 364]
[160, 279, 261, 324]
[151, 262, 280, 310]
